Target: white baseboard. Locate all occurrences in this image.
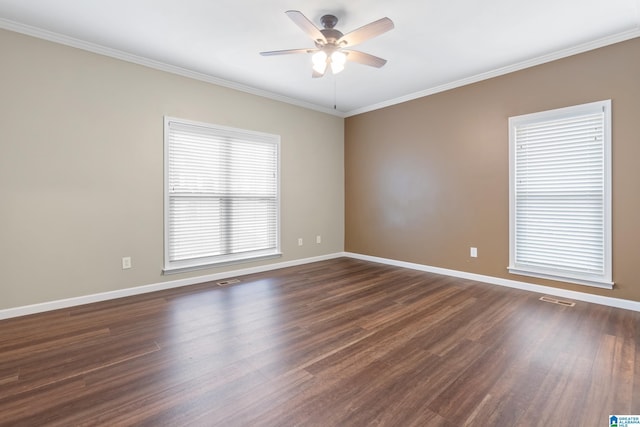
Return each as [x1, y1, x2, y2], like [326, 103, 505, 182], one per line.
[344, 252, 640, 312]
[0, 253, 344, 320]
[3, 251, 638, 320]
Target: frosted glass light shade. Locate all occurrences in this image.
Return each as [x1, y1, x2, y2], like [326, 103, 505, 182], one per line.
[312, 51, 328, 74]
[330, 51, 346, 74]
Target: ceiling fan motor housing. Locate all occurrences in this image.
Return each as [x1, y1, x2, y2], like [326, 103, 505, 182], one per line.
[320, 14, 338, 29]
[318, 15, 344, 45]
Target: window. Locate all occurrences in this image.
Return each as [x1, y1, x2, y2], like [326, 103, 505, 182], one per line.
[164, 117, 280, 273]
[508, 100, 612, 288]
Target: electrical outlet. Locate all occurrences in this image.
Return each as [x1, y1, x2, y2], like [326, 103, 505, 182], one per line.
[470, 247, 478, 258]
[122, 256, 132, 269]
[298, 238, 303, 246]
[316, 235, 322, 244]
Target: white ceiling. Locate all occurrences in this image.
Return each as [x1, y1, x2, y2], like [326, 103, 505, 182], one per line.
[1, 1, 639, 117]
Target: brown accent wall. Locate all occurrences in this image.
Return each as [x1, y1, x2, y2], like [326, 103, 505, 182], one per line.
[345, 37, 640, 301]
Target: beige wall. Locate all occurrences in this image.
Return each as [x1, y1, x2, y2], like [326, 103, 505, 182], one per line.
[346, 37, 640, 302]
[0, 29, 344, 310]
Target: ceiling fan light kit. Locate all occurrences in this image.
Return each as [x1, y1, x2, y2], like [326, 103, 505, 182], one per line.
[260, 10, 394, 78]
[312, 50, 347, 75]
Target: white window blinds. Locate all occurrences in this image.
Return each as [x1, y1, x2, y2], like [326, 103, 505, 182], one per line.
[164, 117, 280, 272]
[508, 100, 612, 288]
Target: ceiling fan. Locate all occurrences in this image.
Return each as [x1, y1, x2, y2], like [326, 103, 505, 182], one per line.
[260, 10, 394, 78]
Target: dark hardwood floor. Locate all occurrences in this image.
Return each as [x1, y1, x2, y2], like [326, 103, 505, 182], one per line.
[1, 257, 638, 426]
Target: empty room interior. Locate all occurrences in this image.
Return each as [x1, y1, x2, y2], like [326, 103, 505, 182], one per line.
[1, 1, 640, 425]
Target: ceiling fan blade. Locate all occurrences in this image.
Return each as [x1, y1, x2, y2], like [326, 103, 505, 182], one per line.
[338, 17, 394, 47]
[344, 50, 387, 68]
[286, 10, 327, 44]
[260, 48, 315, 56]
[312, 69, 325, 78]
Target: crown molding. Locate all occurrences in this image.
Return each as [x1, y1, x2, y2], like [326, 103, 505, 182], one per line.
[344, 28, 640, 117]
[0, 18, 346, 118]
[1, 17, 637, 119]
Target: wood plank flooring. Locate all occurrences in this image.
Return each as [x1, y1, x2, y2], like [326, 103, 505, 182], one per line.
[0, 257, 638, 426]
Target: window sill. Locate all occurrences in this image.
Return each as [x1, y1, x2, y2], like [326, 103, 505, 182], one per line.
[508, 267, 614, 290]
[164, 252, 282, 275]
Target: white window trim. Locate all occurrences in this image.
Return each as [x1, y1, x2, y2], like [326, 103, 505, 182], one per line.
[508, 100, 613, 289]
[163, 116, 281, 274]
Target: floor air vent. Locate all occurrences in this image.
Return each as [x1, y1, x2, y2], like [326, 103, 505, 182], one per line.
[539, 296, 575, 307]
[216, 278, 240, 286]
